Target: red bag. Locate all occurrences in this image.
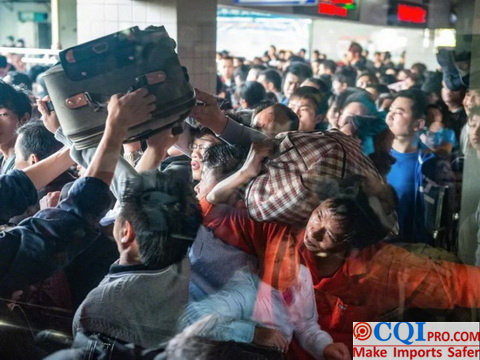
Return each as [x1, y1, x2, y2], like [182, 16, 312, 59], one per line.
[245, 130, 383, 226]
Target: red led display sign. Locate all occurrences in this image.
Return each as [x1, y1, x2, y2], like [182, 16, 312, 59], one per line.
[388, 1, 428, 27]
[397, 3, 427, 24]
[318, 0, 357, 19]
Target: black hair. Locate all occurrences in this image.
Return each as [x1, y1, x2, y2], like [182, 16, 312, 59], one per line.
[357, 71, 379, 85]
[321, 59, 337, 74]
[234, 65, 250, 83]
[290, 86, 323, 113]
[252, 102, 299, 131]
[349, 42, 363, 54]
[28, 65, 50, 84]
[4, 71, 32, 91]
[16, 120, 62, 161]
[191, 126, 217, 140]
[239, 81, 267, 109]
[258, 69, 282, 91]
[334, 87, 366, 112]
[379, 74, 397, 86]
[0, 55, 7, 68]
[394, 89, 428, 120]
[286, 62, 313, 80]
[315, 177, 392, 248]
[119, 170, 201, 269]
[0, 80, 31, 118]
[203, 143, 247, 180]
[302, 77, 329, 93]
[333, 66, 357, 87]
[411, 62, 427, 74]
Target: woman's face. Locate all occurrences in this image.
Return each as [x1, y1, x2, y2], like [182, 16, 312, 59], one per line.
[304, 200, 352, 257]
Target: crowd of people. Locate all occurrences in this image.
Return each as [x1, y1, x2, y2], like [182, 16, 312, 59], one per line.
[1, 39, 480, 360]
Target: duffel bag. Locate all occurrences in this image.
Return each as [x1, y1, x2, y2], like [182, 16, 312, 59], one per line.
[44, 25, 195, 149]
[245, 130, 384, 226]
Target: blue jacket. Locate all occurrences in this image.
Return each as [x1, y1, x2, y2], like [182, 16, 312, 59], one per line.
[0, 176, 111, 296]
[0, 169, 39, 224]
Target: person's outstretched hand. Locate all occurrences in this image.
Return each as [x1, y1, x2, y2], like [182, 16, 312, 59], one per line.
[107, 88, 156, 129]
[189, 89, 228, 134]
[239, 140, 275, 180]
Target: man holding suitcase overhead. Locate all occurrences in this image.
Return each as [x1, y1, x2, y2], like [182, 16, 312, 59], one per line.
[0, 87, 155, 297]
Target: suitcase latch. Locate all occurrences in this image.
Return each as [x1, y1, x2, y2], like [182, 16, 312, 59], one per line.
[65, 92, 106, 112]
[135, 71, 167, 88]
[65, 93, 91, 109]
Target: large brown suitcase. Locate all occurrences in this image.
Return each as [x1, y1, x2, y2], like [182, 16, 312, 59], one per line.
[44, 26, 195, 149]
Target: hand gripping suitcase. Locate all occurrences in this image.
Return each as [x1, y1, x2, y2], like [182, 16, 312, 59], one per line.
[43, 26, 196, 149]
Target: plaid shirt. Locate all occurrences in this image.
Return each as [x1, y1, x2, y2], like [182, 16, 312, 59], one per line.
[246, 130, 383, 226]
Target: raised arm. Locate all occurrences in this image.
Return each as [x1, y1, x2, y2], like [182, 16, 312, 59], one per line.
[190, 89, 266, 149]
[0, 89, 156, 295]
[206, 141, 274, 205]
[135, 126, 180, 172]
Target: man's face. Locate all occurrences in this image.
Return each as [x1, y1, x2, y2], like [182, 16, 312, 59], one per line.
[356, 75, 372, 89]
[288, 97, 317, 131]
[332, 80, 346, 96]
[463, 89, 480, 116]
[304, 201, 351, 256]
[14, 134, 30, 170]
[441, 84, 466, 106]
[190, 135, 219, 181]
[194, 166, 219, 200]
[252, 106, 291, 138]
[220, 59, 235, 80]
[0, 107, 19, 146]
[283, 73, 301, 100]
[337, 102, 367, 136]
[468, 114, 480, 152]
[257, 74, 270, 92]
[386, 97, 421, 138]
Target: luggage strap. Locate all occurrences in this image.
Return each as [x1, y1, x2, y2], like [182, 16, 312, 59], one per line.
[64, 70, 167, 111]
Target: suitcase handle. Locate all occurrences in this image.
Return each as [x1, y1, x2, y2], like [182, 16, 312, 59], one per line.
[92, 42, 109, 54]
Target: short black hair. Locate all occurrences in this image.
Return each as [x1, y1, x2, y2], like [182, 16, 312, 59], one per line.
[357, 71, 379, 85]
[258, 69, 282, 92]
[16, 120, 62, 161]
[349, 42, 363, 54]
[239, 81, 267, 108]
[191, 126, 217, 141]
[333, 66, 357, 87]
[321, 59, 337, 74]
[203, 143, 247, 180]
[4, 71, 32, 91]
[119, 170, 201, 269]
[286, 62, 313, 80]
[411, 62, 427, 74]
[252, 103, 299, 131]
[0, 80, 32, 118]
[394, 89, 428, 120]
[234, 65, 250, 83]
[315, 177, 392, 248]
[290, 86, 323, 113]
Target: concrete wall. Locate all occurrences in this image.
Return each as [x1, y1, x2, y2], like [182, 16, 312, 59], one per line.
[76, 0, 217, 92]
[58, 0, 78, 48]
[311, 18, 438, 70]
